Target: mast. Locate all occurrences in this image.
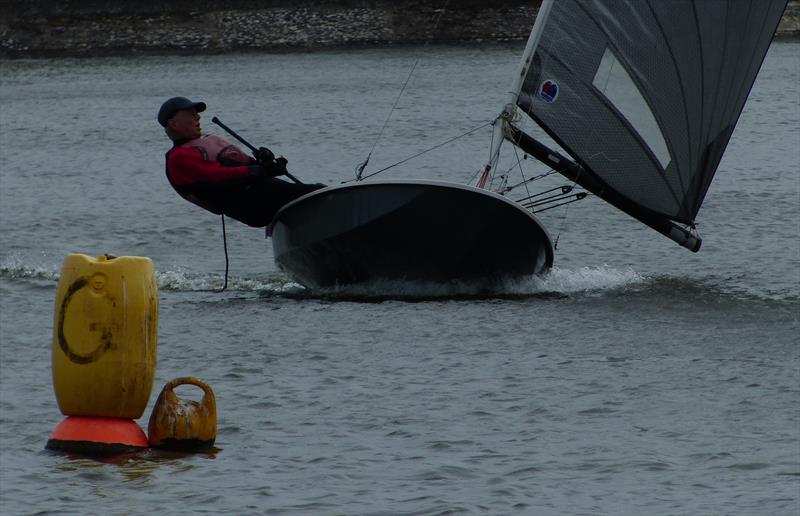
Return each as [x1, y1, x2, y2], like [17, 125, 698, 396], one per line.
[478, 0, 555, 189]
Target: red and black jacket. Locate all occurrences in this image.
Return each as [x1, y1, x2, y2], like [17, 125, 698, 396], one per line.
[165, 137, 265, 226]
[165, 135, 325, 227]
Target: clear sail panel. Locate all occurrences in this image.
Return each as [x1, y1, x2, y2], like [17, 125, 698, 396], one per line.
[592, 47, 671, 171]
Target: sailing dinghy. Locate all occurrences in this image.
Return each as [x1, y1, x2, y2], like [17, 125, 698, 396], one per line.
[271, 0, 788, 289]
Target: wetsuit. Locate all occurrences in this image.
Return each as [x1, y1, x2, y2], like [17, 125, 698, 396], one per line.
[165, 135, 323, 227]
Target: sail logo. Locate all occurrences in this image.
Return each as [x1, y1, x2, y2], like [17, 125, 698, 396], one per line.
[538, 80, 559, 103]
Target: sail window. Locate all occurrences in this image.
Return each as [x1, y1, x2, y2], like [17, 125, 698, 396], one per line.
[592, 47, 671, 170]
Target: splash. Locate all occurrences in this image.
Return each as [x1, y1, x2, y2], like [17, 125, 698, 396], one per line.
[509, 265, 646, 295]
[155, 267, 301, 294]
[287, 265, 647, 301]
[0, 255, 301, 294]
[0, 255, 60, 283]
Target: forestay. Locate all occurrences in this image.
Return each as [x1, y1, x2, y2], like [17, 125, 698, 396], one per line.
[515, 0, 788, 226]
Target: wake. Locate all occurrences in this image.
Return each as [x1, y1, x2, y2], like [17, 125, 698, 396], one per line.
[0, 255, 645, 299]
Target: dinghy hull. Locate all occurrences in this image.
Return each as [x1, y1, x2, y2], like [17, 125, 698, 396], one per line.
[270, 180, 554, 288]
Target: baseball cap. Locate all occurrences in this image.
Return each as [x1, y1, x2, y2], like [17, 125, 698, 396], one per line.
[158, 97, 207, 127]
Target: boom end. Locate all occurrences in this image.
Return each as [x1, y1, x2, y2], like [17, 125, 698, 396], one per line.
[668, 226, 702, 252]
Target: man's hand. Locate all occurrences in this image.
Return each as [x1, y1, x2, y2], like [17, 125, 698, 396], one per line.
[275, 156, 288, 174]
[251, 145, 289, 177]
[254, 157, 288, 178]
[254, 146, 275, 164]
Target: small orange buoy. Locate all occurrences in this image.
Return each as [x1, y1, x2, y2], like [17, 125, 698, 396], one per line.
[148, 377, 217, 451]
[46, 416, 149, 456]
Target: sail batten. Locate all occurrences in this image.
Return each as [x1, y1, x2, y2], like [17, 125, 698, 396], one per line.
[514, 0, 788, 238]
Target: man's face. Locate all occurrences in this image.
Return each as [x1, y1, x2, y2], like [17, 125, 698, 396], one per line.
[168, 108, 201, 140]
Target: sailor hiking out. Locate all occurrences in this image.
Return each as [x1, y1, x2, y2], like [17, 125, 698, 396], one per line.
[158, 96, 323, 227]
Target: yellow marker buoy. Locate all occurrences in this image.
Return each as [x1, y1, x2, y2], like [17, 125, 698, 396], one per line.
[52, 254, 158, 419]
[148, 377, 217, 450]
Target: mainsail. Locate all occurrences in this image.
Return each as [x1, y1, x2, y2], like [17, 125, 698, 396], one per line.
[506, 0, 787, 250]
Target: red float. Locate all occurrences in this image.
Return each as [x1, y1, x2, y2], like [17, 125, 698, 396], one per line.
[46, 416, 148, 455]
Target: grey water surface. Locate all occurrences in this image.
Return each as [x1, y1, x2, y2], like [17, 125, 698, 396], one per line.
[1, 42, 798, 515]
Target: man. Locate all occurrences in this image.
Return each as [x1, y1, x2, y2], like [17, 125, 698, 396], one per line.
[158, 96, 323, 227]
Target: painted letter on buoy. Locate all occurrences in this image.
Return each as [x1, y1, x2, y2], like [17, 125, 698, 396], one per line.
[52, 254, 158, 419]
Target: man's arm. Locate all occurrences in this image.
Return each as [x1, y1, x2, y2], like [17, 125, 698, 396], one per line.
[167, 146, 260, 186]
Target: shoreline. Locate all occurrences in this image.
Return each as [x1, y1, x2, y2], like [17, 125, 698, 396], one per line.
[0, 1, 543, 60]
[2, 1, 798, 60]
[0, 40, 535, 61]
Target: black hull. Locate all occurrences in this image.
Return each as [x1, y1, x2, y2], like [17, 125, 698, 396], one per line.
[270, 180, 554, 288]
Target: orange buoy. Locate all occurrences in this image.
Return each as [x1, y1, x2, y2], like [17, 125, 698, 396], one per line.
[52, 254, 158, 419]
[46, 416, 149, 455]
[148, 377, 217, 451]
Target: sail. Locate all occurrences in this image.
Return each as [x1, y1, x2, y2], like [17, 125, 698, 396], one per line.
[515, 0, 787, 225]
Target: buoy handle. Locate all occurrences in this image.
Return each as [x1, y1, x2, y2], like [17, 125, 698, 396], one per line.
[163, 377, 215, 406]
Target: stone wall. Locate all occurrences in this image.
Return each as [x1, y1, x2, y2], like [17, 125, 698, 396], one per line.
[778, 0, 800, 34]
[1, 1, 545, 57]
[1, 0, 797, 59]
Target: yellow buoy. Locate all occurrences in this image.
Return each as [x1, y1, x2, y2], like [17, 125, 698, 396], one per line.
[52, 253, 158, 419]
[148, 377, 217, 450]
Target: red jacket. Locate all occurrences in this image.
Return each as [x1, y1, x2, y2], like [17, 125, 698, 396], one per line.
[166, 145, 255, 186]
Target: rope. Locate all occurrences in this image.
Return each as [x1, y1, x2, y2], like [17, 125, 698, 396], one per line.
[220, 214, 229, 292]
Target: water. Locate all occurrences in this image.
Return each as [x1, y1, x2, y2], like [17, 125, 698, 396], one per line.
[1, 42, 798, 514]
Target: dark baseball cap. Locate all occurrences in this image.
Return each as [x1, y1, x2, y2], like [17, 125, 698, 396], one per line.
[158, 97, 207, 127]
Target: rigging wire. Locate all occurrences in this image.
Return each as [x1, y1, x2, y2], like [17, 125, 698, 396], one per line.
[548, 165, 588, 250]
[496, 128, 591, 250]
[355, 0, 452, 180]
[552, 198, 573, 251]
[355, 60, 419, 180]
[346, 121, 493, 182]
[495, 125, 563, 194]
[510, 142, 531, 199]
[466, 167, 484, 185]
[508, 168, 560, 190]
[485, 115, 501, 169]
